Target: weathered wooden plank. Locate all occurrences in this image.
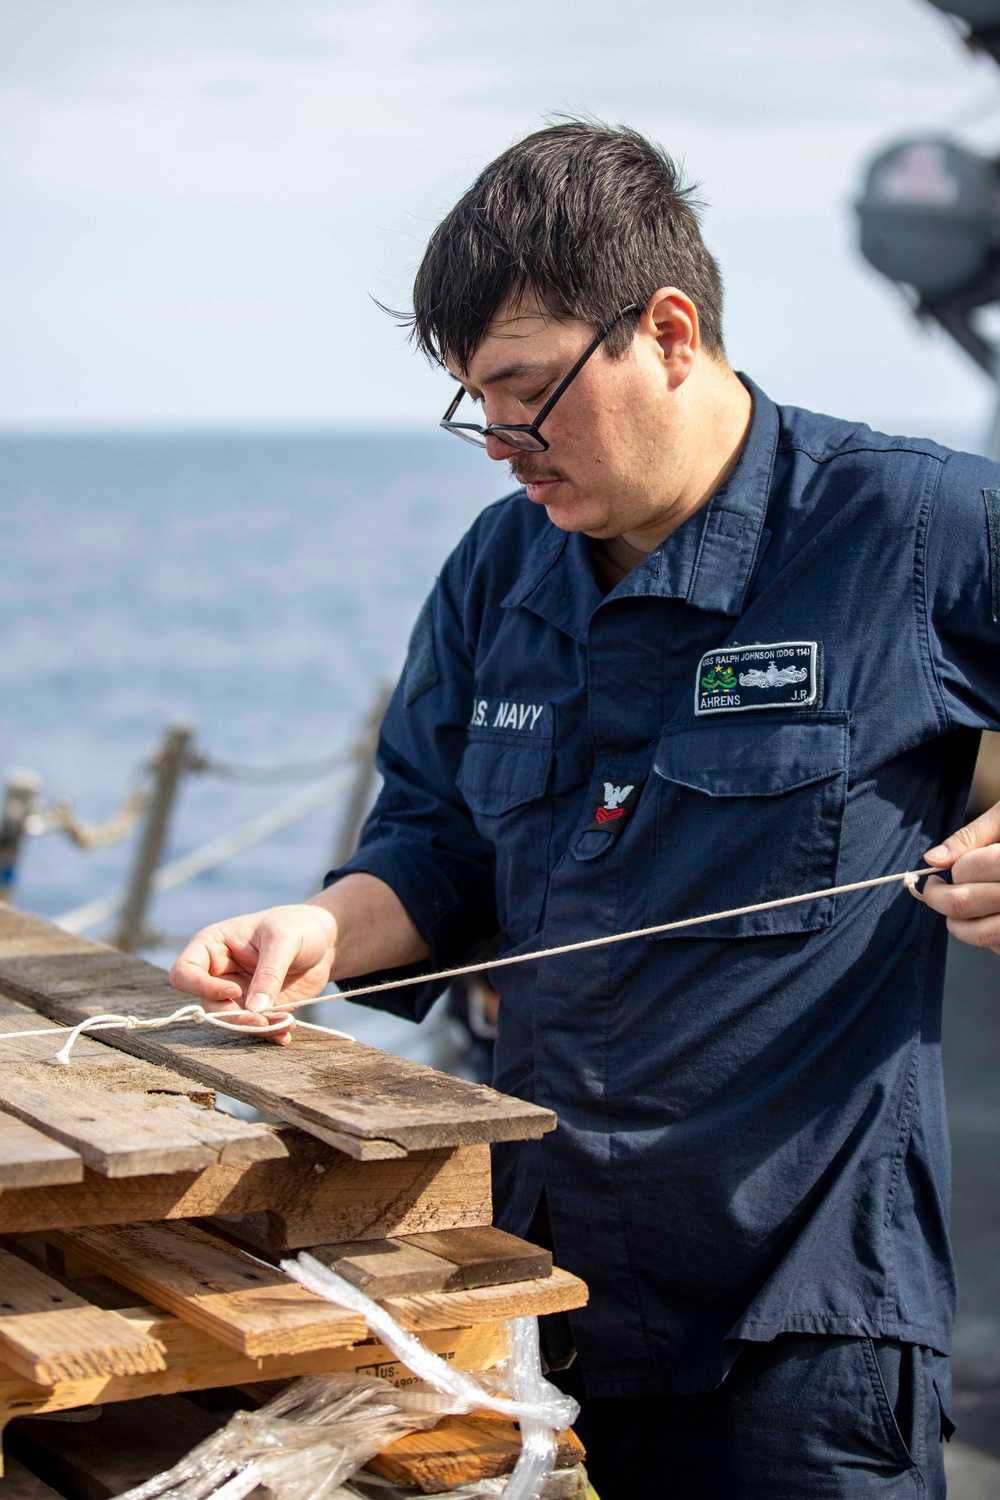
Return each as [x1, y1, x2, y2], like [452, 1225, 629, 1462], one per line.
[398, 1226, 553, 1288]
[0, 1249, 166, 1385]
[0, 996, 282, 1177]
[51, 1222, 367, 1356]
[0, 1305, 505, 1473]
[308, 1237, 461, 1297]
[382, 1266, 588, 1333]
[305, 1226, 553, 1299]
[0, 910, 555, 1154]
[368, 1410, 585, 1492]
[0, 1112, 81, 1190]
[0, 1131, 491, 1247]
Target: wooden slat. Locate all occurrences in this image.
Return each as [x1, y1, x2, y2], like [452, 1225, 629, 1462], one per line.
[50, 1222, 367, 1357]
[0, 1111, 81, 1189]
[0, 1306, 505, 1470]
[398, 1226, 553, 1288]
[382, 1266, 588, 1332]
[305, 1226, 552, 1299]
[307, 1237, 461, 1296]
[0, 1128, 491, 1248]
[0, 996, 283, 1177]
[369, 1410, 585, 1492]
[0, 1248, 165, 1385]
[47, 1224, 583, 1356]
[0, 910, 555, 1155]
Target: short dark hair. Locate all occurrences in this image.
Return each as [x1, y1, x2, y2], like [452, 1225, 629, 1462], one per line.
[409, 121, 725, 370]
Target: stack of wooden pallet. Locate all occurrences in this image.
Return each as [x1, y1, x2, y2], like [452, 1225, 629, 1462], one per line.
[0, 909, 589, 1498]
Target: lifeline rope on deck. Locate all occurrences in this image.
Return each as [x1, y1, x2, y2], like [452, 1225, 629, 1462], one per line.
[0, 867, 934, 1064]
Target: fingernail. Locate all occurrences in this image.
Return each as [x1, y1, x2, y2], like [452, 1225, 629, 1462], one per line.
[246, 993, 271, 1013]
[925, 845, 948, 863]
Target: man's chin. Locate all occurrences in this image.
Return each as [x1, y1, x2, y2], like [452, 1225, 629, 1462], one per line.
[542, 495, 605, 533]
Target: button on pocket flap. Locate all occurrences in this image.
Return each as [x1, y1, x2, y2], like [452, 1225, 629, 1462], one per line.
[653, 717, 848, 798]
[457, 738, 553, 815]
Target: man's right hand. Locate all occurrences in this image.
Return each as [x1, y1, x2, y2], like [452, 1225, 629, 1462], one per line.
[168, 873, 432, 1045]
[169, 904, 337, 1045]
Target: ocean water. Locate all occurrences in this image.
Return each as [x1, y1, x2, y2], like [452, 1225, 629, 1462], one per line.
[0, 432, 502, 1063]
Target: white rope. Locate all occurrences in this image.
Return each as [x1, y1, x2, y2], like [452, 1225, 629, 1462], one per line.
[0, 1005, 355, 1065]
[294, 865, 934, 1011]
[0, 867, 934, 1063]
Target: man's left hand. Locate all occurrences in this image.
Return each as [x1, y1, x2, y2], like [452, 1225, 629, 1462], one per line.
[923, 803, 1000, 954]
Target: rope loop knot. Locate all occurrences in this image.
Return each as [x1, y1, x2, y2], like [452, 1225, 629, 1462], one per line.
[0, 999, 353, 1065]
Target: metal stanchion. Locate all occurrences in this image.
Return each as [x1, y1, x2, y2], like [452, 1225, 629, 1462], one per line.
[0, 770, 41, 906]
[113, 725, 193, 952]
[329, 684, 392, 872]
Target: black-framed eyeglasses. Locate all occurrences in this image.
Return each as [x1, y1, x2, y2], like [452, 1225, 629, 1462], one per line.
[439, 303, 640, 452]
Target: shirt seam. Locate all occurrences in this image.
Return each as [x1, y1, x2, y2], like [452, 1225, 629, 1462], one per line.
[775, 437, 949, 465]
[880, 1030, 922, 1330]
[913, 456, 952, 735]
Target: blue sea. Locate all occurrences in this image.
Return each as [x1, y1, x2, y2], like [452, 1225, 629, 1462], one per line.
[0, 432, 503, 1064]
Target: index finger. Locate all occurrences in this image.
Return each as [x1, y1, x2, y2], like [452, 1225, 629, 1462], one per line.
[169, 934, 244, 1006]
[925, 801, 1000, 868]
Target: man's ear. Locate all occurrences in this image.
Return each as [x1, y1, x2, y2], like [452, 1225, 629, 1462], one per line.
[641, 287, 699, 388]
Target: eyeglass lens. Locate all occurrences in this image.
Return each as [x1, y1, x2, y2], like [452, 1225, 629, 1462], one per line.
[444, 425, 489, 447]
[442, 423, 547, 452]
[489, 428, 546, 451]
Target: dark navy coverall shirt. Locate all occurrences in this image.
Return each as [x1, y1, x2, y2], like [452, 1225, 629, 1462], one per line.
[332, 378, 1000, 1399]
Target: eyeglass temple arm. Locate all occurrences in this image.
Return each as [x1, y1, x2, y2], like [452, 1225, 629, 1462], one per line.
[530, 304, 640, 428]
[441, 302, 639, 429]
[442, 385, 466, 423]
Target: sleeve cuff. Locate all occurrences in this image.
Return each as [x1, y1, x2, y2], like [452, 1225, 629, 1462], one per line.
[324, 837, 496, 1021]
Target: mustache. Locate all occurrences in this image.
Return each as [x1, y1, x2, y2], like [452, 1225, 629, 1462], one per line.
[509, 459, 566, 485]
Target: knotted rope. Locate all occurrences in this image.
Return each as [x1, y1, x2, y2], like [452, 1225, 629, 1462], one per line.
[0, 867, 934, 1064]
[0, 1005, 354, 1065]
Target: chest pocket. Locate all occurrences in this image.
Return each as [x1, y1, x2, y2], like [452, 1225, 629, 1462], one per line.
[456, 735, 554, 939]
[644, 712, 849, 940]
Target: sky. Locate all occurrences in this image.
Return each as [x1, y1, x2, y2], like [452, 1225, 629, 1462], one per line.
[3, 0, 1000, 438]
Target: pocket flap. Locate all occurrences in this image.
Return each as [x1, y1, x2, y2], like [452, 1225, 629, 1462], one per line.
[653, 717, 848, 798]
[457, 738, 553, 815]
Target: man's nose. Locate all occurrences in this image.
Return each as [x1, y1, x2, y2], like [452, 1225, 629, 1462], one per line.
[484, 433, 522, 462]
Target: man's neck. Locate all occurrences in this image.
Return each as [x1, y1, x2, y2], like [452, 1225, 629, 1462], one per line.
[592, 533, 648, 593]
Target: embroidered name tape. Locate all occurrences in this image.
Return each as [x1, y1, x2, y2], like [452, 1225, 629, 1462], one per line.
[581, 778, 645, 837]
[695, 641, 820, 716]
[470, 698, 550, 734]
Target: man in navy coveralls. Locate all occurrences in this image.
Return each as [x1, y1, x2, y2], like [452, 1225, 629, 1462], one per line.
[172, 123, 1000, 1497]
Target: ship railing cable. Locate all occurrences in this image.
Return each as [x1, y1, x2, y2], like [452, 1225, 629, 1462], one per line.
[23, 736, 364, 850]
[24, 785, 151, 849]
[187, 747, 352, 784]
[8, 692, 391, 940]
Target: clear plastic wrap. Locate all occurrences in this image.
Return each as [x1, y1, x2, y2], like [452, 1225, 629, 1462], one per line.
[114, 1255, 580, 1500]
[281, 1254, 578, 1500]
[283, 1255, 577, 1432]
[113, 1374, 453, 1500]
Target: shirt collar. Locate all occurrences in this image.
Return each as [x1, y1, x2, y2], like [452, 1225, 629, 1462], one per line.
[502, 374, 778, 640]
